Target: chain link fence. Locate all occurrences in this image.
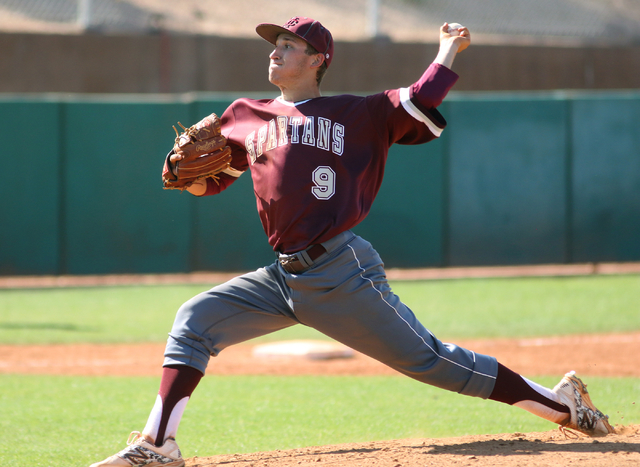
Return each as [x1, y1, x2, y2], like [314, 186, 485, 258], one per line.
[403, 0, 640, 42]
[0, 0, 152, 31]
[0, 0, 639, 42]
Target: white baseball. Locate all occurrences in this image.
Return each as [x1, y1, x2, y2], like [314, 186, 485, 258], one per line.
[447, 22, 464, 36]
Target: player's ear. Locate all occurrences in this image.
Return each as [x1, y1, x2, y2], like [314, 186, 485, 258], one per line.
[310, 53, 325, 68]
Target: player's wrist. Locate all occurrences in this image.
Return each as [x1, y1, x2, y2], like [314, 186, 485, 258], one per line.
[433, 43, 460, 69]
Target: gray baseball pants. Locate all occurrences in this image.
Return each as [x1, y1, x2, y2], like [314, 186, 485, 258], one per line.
[164, 231, 498, 399]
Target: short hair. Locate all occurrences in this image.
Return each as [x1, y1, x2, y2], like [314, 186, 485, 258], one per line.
[305, 42, 329, 86]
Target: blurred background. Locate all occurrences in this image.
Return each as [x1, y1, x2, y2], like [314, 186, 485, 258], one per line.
[1, 0, 639, 275]
[1, 0, 640, 92]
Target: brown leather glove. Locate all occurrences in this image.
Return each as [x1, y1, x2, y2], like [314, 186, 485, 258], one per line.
[162, 113, 232, 191]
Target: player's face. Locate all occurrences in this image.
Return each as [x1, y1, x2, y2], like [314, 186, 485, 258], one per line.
[268, 34, 317, 87]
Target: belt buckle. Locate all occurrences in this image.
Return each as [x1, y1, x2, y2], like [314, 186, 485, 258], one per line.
[279, 254, 300, 273]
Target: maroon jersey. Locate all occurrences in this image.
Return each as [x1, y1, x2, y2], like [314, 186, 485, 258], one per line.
[203, 63, 458, 253]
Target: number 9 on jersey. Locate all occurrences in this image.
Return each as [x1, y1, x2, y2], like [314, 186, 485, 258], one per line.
[312, 166, 336, 200]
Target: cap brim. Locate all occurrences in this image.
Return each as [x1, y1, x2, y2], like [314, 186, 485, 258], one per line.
[256, 23, 291, 45]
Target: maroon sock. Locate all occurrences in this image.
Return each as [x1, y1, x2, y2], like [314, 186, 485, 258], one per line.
[154, 365, 203, 446]
[489, 363, 569, 413]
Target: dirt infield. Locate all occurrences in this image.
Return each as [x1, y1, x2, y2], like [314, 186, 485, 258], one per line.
[2, 333, 639, 466]
[2, 332, 640, 378]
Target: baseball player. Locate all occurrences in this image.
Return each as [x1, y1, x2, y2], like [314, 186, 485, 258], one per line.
[90, 17, 613, 467]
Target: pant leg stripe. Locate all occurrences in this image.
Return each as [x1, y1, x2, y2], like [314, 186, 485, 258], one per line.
[347, 244, 496, 380]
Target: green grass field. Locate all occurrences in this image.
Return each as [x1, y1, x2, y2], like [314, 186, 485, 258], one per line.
[1, 274, 639, 344]
[1, 274, 639, 466]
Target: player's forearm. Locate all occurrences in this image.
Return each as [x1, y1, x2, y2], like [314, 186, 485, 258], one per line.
[433, 42, 461, 70]
[200, 174, 237, 196]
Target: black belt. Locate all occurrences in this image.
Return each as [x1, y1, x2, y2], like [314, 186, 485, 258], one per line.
[278, 243, 327, 273]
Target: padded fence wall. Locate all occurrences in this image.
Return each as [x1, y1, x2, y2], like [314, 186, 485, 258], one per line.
[1, 91, 638, 275]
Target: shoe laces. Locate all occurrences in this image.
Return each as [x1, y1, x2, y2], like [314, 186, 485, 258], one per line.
[558, 374, 612, 436]
[559, 426, 580, 439]
[572, 386, 608, 430]
[127, 431, 147, 446]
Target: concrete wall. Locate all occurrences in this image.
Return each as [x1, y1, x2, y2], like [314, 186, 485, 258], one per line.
[1, 32, 639, 94]
[2, 92, 639, 276]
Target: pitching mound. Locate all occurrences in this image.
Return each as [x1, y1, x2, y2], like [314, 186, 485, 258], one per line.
[187, 426, 640, 466]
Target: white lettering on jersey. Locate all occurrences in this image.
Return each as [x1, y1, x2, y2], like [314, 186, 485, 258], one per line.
[332, 123, 344, 156]
[312, 166, 336, 200]
[247, 116, 345, 162]
[256, 125, 268, 157]
[302, 117, 315, 146]
[266, 119, 278, 151]
[277, 116, 288, 146]
[317, 117, 331, 151]
[245, 131, 257, 164]
[289, 116, 303, 144]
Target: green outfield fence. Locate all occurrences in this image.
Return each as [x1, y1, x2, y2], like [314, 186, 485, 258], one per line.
[1, 91, 639, 275]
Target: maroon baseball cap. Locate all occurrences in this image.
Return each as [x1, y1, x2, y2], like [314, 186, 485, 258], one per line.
[256, 17, 334, 68]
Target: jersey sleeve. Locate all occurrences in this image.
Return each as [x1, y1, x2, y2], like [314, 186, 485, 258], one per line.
[200, 101, 249, 197]
[410, 63, 459, 110]
[365, 62, 458, 145]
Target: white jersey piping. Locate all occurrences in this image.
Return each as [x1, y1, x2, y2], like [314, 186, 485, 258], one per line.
[276, 96, 313, 107]
[346, 243, 496, 381]
[399, 87, 444, 138]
